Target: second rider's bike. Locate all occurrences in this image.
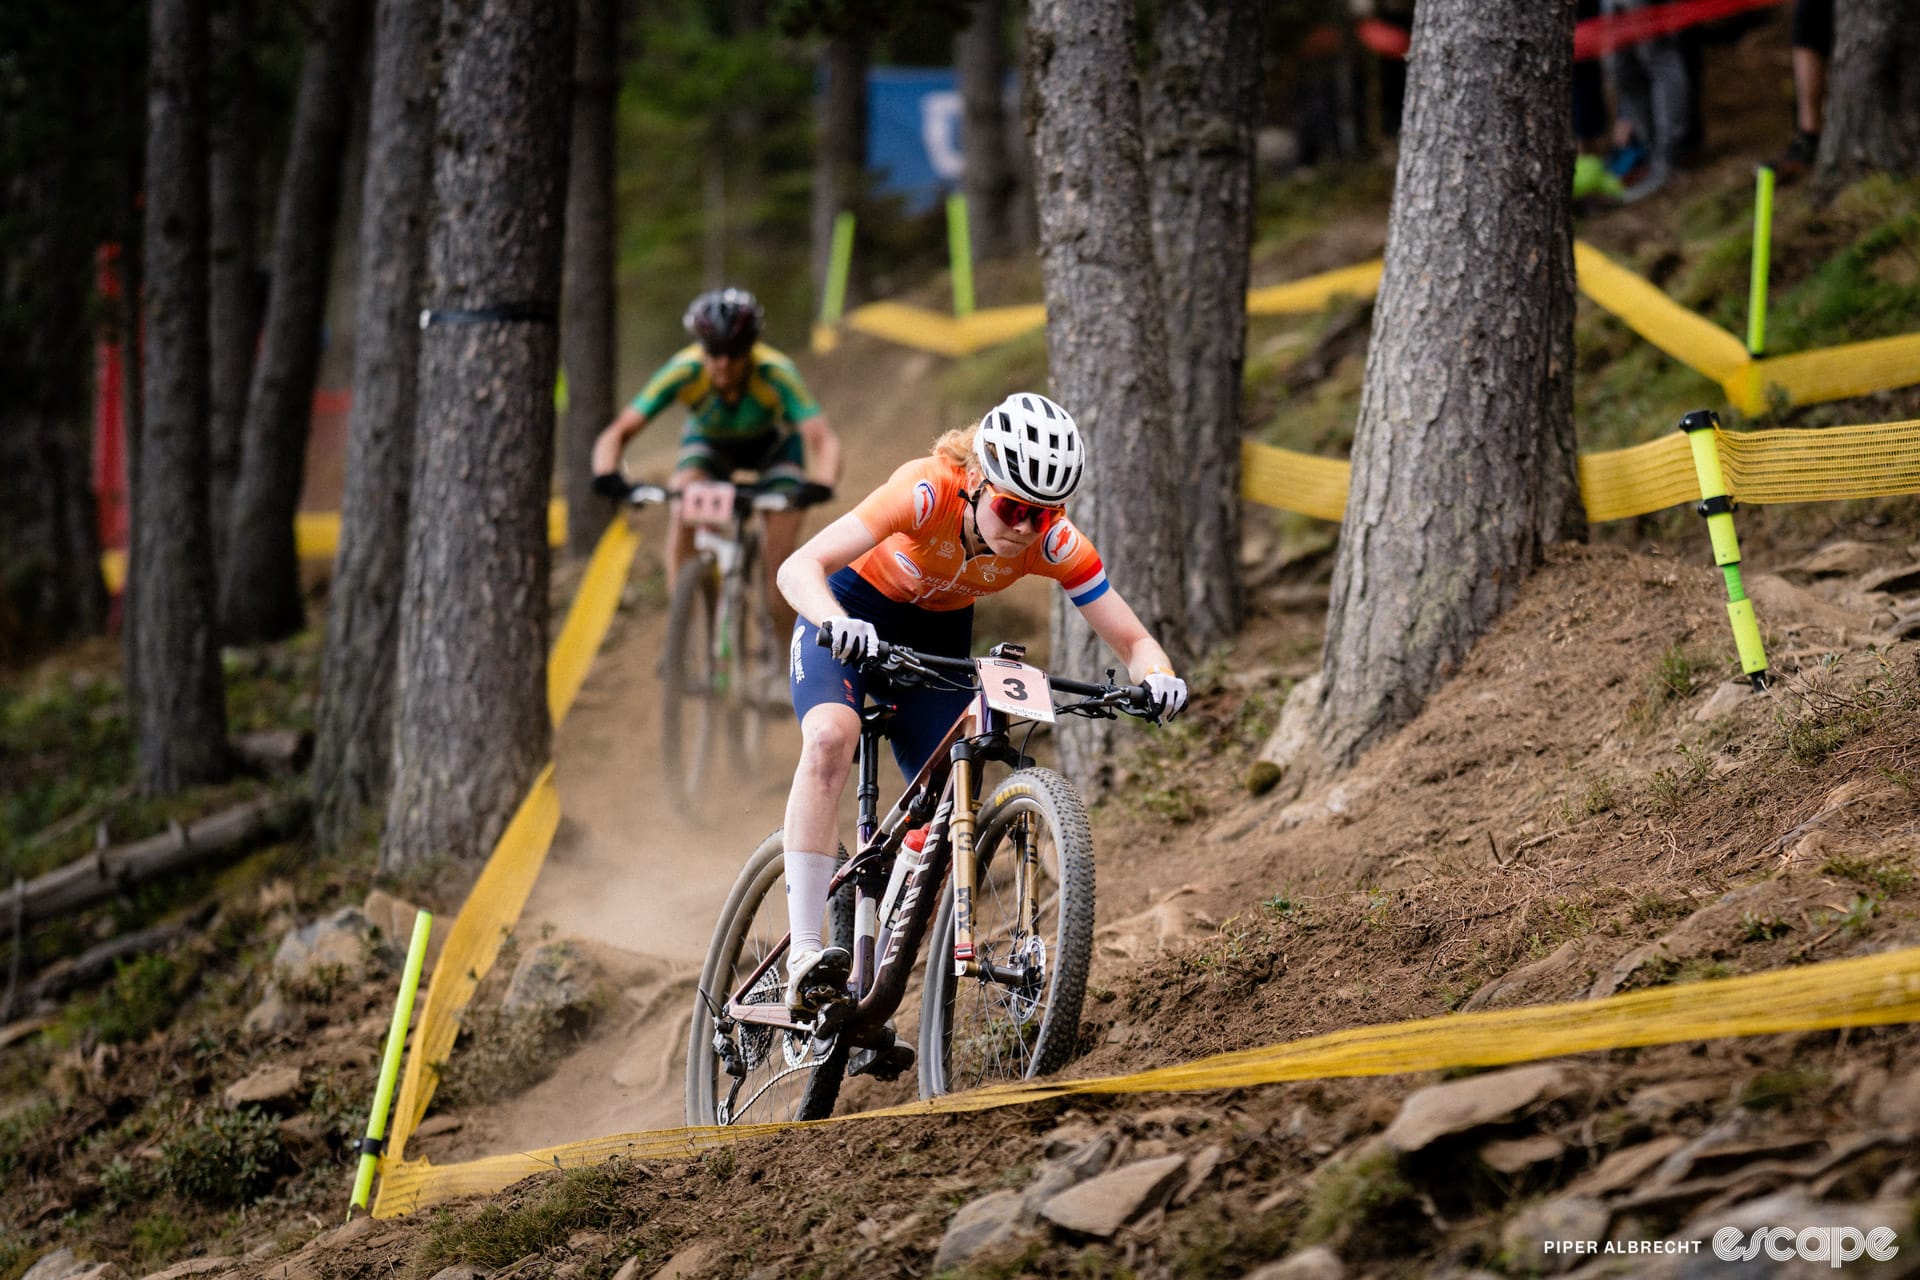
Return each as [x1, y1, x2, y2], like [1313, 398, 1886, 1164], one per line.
[618, 479, 821, 820]
[685, 628, 1163, 1125]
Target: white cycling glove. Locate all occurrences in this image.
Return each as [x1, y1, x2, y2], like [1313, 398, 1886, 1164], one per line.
[1144, 669, 1189, 722]
[823, 616, 878, 664]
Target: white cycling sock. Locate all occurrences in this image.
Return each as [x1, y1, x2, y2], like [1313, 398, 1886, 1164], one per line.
[784, 850, 837, 972]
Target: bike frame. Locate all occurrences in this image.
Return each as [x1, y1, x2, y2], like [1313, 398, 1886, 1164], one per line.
[684, 486, 779, 692]
[722, 655, 1039, 1049]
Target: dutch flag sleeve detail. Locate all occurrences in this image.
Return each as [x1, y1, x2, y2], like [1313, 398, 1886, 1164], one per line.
[1065, 563, 1110, 607]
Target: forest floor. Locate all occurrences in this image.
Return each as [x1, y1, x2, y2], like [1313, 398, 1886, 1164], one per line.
[7, 11, 1920, 1280]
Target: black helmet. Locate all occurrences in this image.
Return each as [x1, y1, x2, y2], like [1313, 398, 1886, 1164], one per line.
[683, 287, 764, 357]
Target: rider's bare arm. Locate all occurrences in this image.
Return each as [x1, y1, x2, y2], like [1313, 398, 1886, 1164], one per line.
[799, 413, 841, 488]
[1076, 589, 1176, 682]
[776, 511, 878, 626]
[591, 405, 650, 476]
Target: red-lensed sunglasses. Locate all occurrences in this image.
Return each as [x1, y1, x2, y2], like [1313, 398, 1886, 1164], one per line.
[984, 486, 1063, 532]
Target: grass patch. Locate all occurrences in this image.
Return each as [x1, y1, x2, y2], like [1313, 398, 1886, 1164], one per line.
[50, 950, 200, 1047]
[936, 327, 1049, 421]
[1298, 1146, 1424, 1255]
[160, 1105, 288, 1207]
[432, 1004, 573, 1110]
[1822, 853, 1915, 897]
[1739, 1067, 1827, 1112]
[413, 1164, 628, 1275]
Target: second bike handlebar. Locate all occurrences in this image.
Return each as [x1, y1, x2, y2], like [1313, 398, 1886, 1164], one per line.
[815, 622, 1161, 721]
[616, 478, 832, 513]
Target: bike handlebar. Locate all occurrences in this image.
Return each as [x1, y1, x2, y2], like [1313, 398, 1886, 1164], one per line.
[616, 478, 830, 513]
[815, 623, 1161, 722]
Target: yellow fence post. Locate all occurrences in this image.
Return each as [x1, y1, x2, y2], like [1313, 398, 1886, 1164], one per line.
[349, 908, 434, 1217]
[1680, 409, 1769, 691]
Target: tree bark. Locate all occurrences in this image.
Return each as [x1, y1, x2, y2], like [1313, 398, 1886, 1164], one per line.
[1146, 0, 1265, 658]
[135, 0, 230, 791]
[810, 31, 868, 305]
[1028, 0, 1186, 792]
[207, 0, 259, 578]
[561, 0, 620, 559]
[1815, 0, 1920, 186]
[958, 0, 1014, 263]
[218, 0, 369, 645]
[0, 168, 108, 663]
[311, 0, 442, 853]
[381, 0, 575, 875]
[1276, 0, 1581, 789]
[0, 6, 119, 662]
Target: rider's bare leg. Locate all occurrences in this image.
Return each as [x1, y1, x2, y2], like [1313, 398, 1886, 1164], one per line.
[664, 466, 705, 591]
[760, 508, 802, 639]
[784, 702, 860, 962]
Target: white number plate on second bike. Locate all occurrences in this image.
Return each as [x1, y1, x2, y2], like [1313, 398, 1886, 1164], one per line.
[678, 480, 735, 527]
[979, 659, 1055, 723]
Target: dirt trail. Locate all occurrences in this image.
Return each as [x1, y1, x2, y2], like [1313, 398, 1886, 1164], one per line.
[426, 339, 960, 1159]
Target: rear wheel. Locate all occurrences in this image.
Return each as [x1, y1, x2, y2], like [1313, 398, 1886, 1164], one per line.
[686, 831, 854, 1125]
[918, 768, 1094, 1097]
[661, 556, 720, 818]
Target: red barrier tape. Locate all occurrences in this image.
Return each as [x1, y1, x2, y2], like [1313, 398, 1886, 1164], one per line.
[1355, 0, 1786, 64]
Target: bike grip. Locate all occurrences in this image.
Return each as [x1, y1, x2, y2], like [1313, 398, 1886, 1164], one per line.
[816, 622, 834, 649]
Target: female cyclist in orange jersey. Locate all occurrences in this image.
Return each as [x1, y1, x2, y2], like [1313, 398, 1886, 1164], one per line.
[773, 392, 1189, 1013]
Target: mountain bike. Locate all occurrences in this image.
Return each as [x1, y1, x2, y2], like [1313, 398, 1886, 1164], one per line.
[685, 628, 1162, 1126]
[618, 479, 821, 818]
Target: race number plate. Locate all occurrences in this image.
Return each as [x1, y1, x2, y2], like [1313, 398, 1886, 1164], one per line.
[678, 480, 735, 526]
[979, 658, 1055, 722]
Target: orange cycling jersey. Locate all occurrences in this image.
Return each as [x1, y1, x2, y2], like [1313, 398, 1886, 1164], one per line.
[848, 458, 1109, 613]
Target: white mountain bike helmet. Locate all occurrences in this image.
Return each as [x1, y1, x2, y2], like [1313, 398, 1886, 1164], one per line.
[973, 392, 1084, 506]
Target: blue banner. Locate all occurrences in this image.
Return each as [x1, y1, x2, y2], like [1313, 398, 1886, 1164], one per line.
[867, 68, 964, 212]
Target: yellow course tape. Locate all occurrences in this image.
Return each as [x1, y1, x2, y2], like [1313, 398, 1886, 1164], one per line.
[548, 518, 639, 728]
[373, 514, 637, 1210]
[101, 501, 570, 595]
[372, 943, 1920, 1217]
[814, 242, 1920, 421]
[1570, 241, 1752, 391]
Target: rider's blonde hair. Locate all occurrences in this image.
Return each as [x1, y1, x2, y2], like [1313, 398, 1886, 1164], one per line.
[932, 423, 978, 473]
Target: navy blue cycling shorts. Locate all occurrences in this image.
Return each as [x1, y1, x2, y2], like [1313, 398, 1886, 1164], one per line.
[789, 567, 975, 780]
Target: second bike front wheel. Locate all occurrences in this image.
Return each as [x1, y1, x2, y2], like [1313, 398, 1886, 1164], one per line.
[660, 557, 720, 820]
[918, 767, 1095, 1098]
[685, 830, 854, 1126]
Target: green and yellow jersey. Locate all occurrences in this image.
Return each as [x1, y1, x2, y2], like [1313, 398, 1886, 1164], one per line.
[630, 342, 822, 442]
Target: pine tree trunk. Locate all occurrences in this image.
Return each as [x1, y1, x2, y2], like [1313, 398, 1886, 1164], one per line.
[561, 0, 619, 559]
[1146, 0, 1264, 658]
[1277, 0, 1581, 787]
[311, 0, 441, 853]
[811, 32, 867, 304]
[218, 0, 369, 645]
[1816, 0, 1920, 185]
[958, 0, 1014, 263]
[207, 0, 259, 578]
[380, 0, 576, 875]
[0, 35, 109, 662]
[1028, 0, 1186, 792]
[135, 0, 230, 792]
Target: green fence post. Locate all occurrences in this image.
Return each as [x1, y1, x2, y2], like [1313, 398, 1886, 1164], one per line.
[1680, 410, 1769, 691]
[946, 193, 975, 318]
[1748, 165, 1775, 358]
[348, 908, 434, 1218]
[821, 211, 856, 328]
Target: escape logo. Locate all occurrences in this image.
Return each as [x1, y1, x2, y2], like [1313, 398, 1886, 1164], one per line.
[1714, 1226, 1900, 1267]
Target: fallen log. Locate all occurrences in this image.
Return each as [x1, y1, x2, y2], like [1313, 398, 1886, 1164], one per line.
[20, 902, 219, 1008]
[0, 793, 309, 940]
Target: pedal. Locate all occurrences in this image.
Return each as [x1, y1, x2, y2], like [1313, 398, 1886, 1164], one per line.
[847, 1029, 915, 1082]
[791, 949, 852, 1017]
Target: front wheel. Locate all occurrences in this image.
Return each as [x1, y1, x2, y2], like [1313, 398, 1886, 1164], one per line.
[686, 831, 853, 1126]
[918, 768, 1094, 1098]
